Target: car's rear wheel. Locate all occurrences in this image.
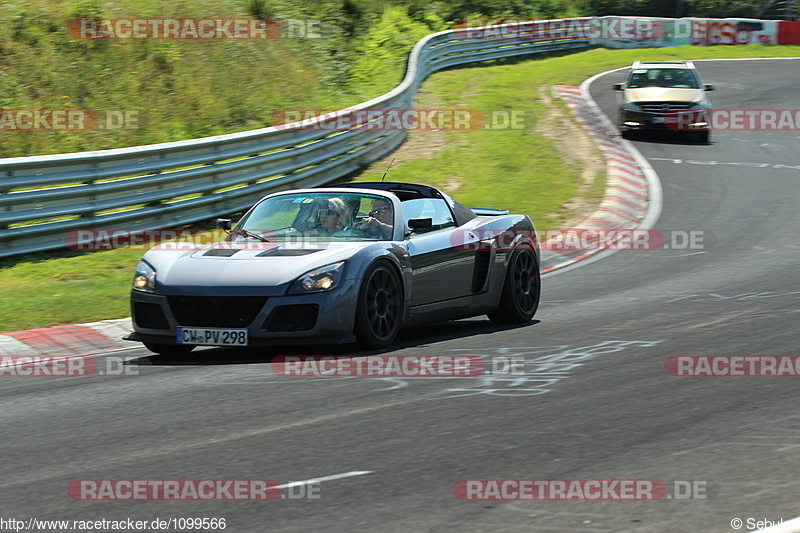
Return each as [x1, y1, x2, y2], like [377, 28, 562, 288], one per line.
[143, 342, 195, 356]
[354, 261, 402, 349]
[488, 247, 540, 324]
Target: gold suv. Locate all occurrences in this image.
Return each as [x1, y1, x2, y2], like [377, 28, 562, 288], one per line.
[614, 60, 714, 143]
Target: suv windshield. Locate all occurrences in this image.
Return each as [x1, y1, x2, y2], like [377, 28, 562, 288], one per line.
[628, 68, 701, 89]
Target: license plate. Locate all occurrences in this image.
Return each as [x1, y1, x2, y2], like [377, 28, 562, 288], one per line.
[176, 327, 248, 346]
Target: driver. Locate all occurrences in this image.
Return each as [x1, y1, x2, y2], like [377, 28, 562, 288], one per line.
[357, 198, 394, 239]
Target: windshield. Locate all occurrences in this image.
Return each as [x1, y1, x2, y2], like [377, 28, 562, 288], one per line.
[233, 191, 395, 242]
[628, 68, 701, 89]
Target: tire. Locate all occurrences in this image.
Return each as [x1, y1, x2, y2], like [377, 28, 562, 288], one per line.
[354, 261, 403, 349]
[143, 342, 195, 356]
[488, 247, 541, 325]
[621, 129, 634, 140]
[694, 131, 709, 143]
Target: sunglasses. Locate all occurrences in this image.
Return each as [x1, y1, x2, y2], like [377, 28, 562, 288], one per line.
[369, 207, 390, 217]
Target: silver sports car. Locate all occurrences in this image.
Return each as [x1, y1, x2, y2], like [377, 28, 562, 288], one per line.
[126, 182, 540, 354]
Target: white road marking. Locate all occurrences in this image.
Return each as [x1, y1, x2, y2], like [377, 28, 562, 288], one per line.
[274, 471, 374, 490]
[648, 157, 800, 170]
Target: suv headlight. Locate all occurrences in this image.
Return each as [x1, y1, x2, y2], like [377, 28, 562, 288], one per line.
[132, 260, 157, 293]
[621, 101, 641, 112]
[288, 261, 345, 294]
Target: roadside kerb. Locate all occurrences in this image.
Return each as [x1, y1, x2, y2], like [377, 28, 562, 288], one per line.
[0, 319, 133, 358]
[539, 83, 651, 273]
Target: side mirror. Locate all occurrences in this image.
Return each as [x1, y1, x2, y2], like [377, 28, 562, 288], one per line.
[407, 218, 433, 230]
[216, 218, 232, 231]
[613, 83, 624, 91]
[704, 84, 715, 91]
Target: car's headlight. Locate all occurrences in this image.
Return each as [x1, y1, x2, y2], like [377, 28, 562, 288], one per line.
[688, 101, 712, 110]
[621, 101, 641, 112]
[132, 260, 157, 293]
[288, 261, 345, 294]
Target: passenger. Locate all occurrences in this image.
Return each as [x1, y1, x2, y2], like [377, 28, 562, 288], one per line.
[318, 197, 353, 236]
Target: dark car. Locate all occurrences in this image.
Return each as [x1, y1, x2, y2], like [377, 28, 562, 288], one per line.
[126, 182, 540, 354]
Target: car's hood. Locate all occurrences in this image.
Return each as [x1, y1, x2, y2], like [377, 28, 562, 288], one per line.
[624, 87, 706, 103]
[142, 240, 371, 295]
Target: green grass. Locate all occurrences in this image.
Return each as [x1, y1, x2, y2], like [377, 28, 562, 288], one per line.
[0, 249, 145, 331]
[3, 44, 800, 332]
[0, 0, 443, 158]
[352, 56, 594, 227]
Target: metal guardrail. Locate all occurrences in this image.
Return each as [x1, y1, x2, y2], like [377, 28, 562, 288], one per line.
[0, 22, 593, 257]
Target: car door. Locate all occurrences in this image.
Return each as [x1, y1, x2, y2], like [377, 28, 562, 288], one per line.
[404, 198, 479, 306]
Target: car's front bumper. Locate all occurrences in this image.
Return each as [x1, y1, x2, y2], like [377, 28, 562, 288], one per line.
[619, 109, 711, 132]
[128, 279, 360, 347]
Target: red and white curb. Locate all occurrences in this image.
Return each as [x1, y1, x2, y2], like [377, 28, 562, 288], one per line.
[0, 318, 134, 358]
[540, 83, 651, 273]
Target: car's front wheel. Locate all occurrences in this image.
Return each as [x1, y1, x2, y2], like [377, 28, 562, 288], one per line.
[488, 247, 541, 324]
[143, 342, 195, 356]
[354, 261, 402, 349]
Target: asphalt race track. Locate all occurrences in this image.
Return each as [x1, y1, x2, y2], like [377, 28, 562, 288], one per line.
[1, 59, 798, 533]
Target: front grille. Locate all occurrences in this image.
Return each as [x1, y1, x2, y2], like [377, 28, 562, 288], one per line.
[133, 302, 170, 330]
[639, 102, 694, 115]
[262, 304, 318, 332]
[168, 296, 267, 327]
